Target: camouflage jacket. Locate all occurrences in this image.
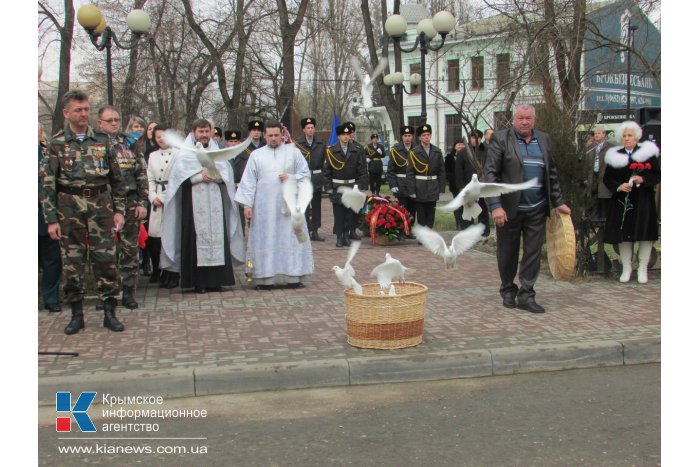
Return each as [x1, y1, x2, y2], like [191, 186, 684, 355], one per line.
[110, 133, 149, 208]
[40, 126, 126, 224]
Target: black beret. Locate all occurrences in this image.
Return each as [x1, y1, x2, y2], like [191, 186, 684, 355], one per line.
[248, 119, 264, 131]
[301, 117, 316, 128]
[416, 124, 432, 135]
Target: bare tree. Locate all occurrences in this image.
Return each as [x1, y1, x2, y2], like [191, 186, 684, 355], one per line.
[275, 0, 310, 126]
[38, 0, 75, 134]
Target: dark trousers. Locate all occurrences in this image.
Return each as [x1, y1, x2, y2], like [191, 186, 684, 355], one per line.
[397, 196, 416, 223]
[147, 236, 162, 277]
[496, 207, 547, 303]
[415, 201, 437, 228]
[369, 173, 382, 194]
[39, 234, 62, 305]
[305, 191, 323, 231]
[332, 203, 356, 235]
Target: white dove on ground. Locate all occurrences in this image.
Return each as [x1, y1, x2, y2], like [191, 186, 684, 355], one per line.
[163, 130, 252, 179]
[338, 185, 366, 213]
[350, 56, 389, 109]
[413, 224, 485, 269]
[438, 174, 538, 222]
[370, 253, 415, 290]
[332, 240, 363, 295]
[282, 176, 314, 243]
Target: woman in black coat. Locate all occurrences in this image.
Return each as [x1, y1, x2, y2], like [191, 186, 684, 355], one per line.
[603, 120, 660, 284]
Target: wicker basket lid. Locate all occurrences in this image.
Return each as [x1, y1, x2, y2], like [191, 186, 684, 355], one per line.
[546, 212, 576, 281]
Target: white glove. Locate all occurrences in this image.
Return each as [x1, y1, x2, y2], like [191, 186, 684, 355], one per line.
[409, 194, 417, 198]
[391, 187, 399, 193]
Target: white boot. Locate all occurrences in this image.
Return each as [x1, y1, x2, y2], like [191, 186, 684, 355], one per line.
[618, 242, 633, 283]
[637, 241, 653, 284]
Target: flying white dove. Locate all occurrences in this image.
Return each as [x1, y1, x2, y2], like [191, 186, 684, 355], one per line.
[331, 240, 363, 295]
[350, 56, 389, 109]
[439, 175, 538, 222]
[282, 176, 314, 243]
[338, 185, 366, 213]
[370, 253, 415, 290]
[163, 130, 252, 179]
[413, 224, 485, 269]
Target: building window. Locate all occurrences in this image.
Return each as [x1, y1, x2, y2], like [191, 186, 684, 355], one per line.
[496, 53, 510, 88]
[407, 116, 422, 128]
[409, 63, 421, 94]
[445, 114, 463, 147]
[447, 59, 459, 92]
[471, 56, 484, 90]
[528, 42, 546, 85]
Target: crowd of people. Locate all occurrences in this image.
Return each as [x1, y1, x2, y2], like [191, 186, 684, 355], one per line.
[39, 91, 660, 335]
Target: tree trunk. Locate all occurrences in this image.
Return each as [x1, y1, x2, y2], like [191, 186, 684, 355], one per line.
[52, 0, 75, 134]
[275, 0, 309, 127]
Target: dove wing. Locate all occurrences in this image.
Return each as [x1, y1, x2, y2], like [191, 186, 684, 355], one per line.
[370, 262, 398, 289]
[451, 224, 486, 255]
[349, 56, 365, 84]
[338, 186, 366, 213]
[412, 225, 448, 257]
[346, 240, 361, 267]
[207, 135, 253, 161]
[281, 177, 298, 214]
[367, 57, 389, 84]
[438, 186, 466, 212]
[162, 130, 188, 150]
[480, 178, 538, 198]
[296, 177, 314, 212]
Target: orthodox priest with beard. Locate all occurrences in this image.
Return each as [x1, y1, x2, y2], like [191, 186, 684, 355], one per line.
[234, 121, 314, 290]
[160, 118, 245, 293]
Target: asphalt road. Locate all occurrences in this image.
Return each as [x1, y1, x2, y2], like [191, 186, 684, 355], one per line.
[39, 364, 660, 466]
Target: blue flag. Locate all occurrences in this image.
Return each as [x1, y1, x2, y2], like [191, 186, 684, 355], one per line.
[328, 112, 341, 147]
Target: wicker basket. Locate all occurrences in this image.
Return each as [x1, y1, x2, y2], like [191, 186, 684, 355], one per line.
[546, 212, 576, 281]
[344, 282, 428, 349]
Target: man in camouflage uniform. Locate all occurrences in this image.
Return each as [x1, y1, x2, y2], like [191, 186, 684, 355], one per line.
[40, 90, 127, 335]
[97, 106, 148, 309]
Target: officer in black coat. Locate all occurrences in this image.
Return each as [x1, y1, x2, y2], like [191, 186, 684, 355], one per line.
[406, 124, 446, 228]
[387, 126, 417, 236]
[295, 117, 326, 241]
[231, 120, 265, 234]
[365, 133, 385, 195]
[323, 123, 368, 247]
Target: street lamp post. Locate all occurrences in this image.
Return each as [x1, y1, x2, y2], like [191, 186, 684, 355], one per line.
[384, 11, 456, 126]
[383, 71, 421, 125]
[626, 20, 638, 120]
[77, 4, 151, 106]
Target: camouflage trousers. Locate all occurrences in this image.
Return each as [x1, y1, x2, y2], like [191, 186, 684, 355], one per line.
[118, 196, 143, 287]
[56, 191, 119, 303]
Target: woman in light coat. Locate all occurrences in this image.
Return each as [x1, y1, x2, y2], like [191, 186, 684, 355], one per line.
[146, 125, 178, 286]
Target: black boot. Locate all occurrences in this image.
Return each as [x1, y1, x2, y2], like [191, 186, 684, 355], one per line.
[149, 268, 161, 283]
[64, 301, 85, 335]
[336, 234, 344, 248]
[310, 229, 325, 242]
[122, 285, 139, 309]
[159, 270, 170, 288]
[165, 272, 180, 289]
[103, 297, 124, 332]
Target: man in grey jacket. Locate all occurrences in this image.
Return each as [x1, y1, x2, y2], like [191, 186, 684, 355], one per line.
[484, 105, 570, 313]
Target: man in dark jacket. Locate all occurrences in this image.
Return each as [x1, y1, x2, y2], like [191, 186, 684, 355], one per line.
[295, 117, 326, 241]
[484, 104, 570, 314]
[583, 127, 614, 219]
[365, 133, 385, 195]
[406, 124, 445, 228]
[323, 123, 368, 247]
[39, 123, 62, 313]
[444, 140, 465, 229]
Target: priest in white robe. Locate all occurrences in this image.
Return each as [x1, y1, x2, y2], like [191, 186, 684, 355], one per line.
[160, 119, 245, 293]
[234, 121, 314, 290]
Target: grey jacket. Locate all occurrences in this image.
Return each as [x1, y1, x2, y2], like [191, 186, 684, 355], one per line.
[483, 127, 564, 218]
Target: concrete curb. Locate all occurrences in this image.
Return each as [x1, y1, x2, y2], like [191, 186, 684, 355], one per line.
[38, 338, 660, 405]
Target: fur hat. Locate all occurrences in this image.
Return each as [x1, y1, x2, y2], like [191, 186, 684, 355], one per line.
[248, 119, 264, 131]
[336, 123, 352, 136]
[224, 130, 241, 141]
[416, 124, 432, 136]
[301, 117, 316, 128]
[400, 126, 414, 135]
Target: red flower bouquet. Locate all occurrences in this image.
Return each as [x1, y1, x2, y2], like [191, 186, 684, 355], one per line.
[363, 195, 413, 243]
[619, 161, 653, 230]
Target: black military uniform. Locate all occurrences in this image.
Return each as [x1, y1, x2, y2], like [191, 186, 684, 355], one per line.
[387, 126, 416, 221]
[365, 133, 385, 195]
[231, 120, 265, 233]
[406, 124, 446, 228]
[323, 123, 368, 247]
[295, 117, 326, 241]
